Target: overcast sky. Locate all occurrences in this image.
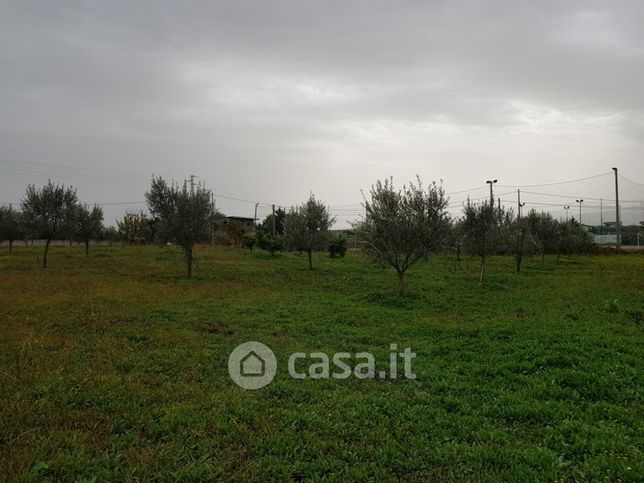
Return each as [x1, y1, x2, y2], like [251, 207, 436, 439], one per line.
[1, 0, 643, 226]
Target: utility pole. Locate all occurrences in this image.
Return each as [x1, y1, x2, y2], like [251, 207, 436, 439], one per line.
[517, 189, 525, 218]
[486, 179, 497, 206]
[612, 167, 621, 250]
[189, 174, 197, 195]
[272, 204, 276, 236]
[564, 205, 570, 223]
[600, 198, 603, 235]
[575, 199, 584, 224]
[211, 192, 215, 245]
[254, 203, 259, 227]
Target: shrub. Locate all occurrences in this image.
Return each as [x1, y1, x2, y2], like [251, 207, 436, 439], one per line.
[328, 236, 347, 257]
[241, 233, 257, 252]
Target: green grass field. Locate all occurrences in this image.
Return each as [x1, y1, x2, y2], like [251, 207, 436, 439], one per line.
[1, 246, 642, 481]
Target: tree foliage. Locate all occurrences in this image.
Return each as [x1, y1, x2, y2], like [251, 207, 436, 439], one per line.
[462, 201, 503, 284]
[446, 218, 466, 261]
[0, 205, 25, 254]
[241, 233, 256, 252]
[72, 204, 104, 256]
[328, 235, 347, 258]
[256, 231, 284, 256]
[508, 216, 538, 274]
[284, 195, 335, 269]
[357, 177, 449, 295]
[117, 211, 151, 245]
[527, 210, 560, 263]
[21, 181, 78, 268]
[259, 208, 286, 236]
[557, 219, 593, 261]
[145, 177, 212, 278]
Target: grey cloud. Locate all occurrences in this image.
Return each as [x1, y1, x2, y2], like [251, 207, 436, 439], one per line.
[1, 1, 643, 225]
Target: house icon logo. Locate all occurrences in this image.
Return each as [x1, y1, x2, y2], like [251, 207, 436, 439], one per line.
[228, 342, 276, 389]
[240, 350, 265, 377]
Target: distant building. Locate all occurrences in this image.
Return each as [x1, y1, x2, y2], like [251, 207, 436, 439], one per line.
[213, 216, 256, 230]
[603, 221, 621, 228]
[594, 234, 617, 244]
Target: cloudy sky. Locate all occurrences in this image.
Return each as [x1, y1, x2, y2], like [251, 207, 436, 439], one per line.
[1, 0, 643, 226]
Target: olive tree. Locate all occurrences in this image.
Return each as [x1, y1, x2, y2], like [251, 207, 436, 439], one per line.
[527, 210, 560, 264]
[256, 230, 284, 256]
[509, 216, 538, 274]
[73, 204, 104, 256]
[558, 219, 593, 261]
[21, 181, 78, 268]
[145, 176, 212, 278]
[462, 201, 498, 285]
[117, 211, 150, 245]
[284, 195, 335, 269]
[0, 205, 24, 254]
[447, 218, 466, 262]
[357, 177, 449, 295]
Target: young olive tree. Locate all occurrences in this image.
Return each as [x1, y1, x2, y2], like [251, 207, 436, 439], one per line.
[357, 177, 449, 295]
[117, 211, 151, 245]
[557, 219, 593, 261]
[0, 205, 25, 254]
[145, 176, 212, 278]
[462, 201, 499, 285]
[284, 195, 335, 269]
[21, 181, 78, 268]
[328, 235, 348, 258]
[527, 210, 560, 264]
[73, 204, 104, 256]
[256, 230, 284, 256]
[509, 216, 538, 274]
[102, 225, 119, 247]
[447, 218, 466, 262]
[241, 233, 256, 253]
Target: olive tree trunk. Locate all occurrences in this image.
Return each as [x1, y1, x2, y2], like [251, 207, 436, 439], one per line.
[398, 270, 406, 296]
[43, 239, 51, 268]
[185, 245, 193, 278]
[479, 257, 486, 285]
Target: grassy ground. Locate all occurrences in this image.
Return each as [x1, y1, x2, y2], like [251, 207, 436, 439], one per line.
[0, 246, 642, 482]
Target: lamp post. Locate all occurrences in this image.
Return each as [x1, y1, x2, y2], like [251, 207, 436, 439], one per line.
[612, 167, 621, 250]
[575, 199, 584, 224]
[486, 179, 497, 206]
[563, 205, 570, 223]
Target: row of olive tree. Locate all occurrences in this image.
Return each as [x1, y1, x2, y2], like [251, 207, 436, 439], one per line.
[5, 178, 594, 285]
[456, 203, 593, 283]
[354, 177, 593, 294]
[0, 181, 105, 267]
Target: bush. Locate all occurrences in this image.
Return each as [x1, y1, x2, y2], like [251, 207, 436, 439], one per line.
[241, 233, 256, 252]
[256, 231, 284, 256]
[328, 236, 347, 257]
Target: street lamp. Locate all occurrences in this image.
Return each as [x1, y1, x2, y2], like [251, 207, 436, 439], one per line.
[563, 205, 570, 223]
[575, 199, 584, 224]
[486, 179, 498, 206]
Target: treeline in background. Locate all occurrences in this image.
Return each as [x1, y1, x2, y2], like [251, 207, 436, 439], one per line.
[0, 176, 639, 294]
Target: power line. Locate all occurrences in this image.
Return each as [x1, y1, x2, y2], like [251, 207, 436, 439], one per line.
[0, 157, 172, 178]
[520, 190, 642, 203]
[618, 173, 644, 186]
[497, 171, 610, 188]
